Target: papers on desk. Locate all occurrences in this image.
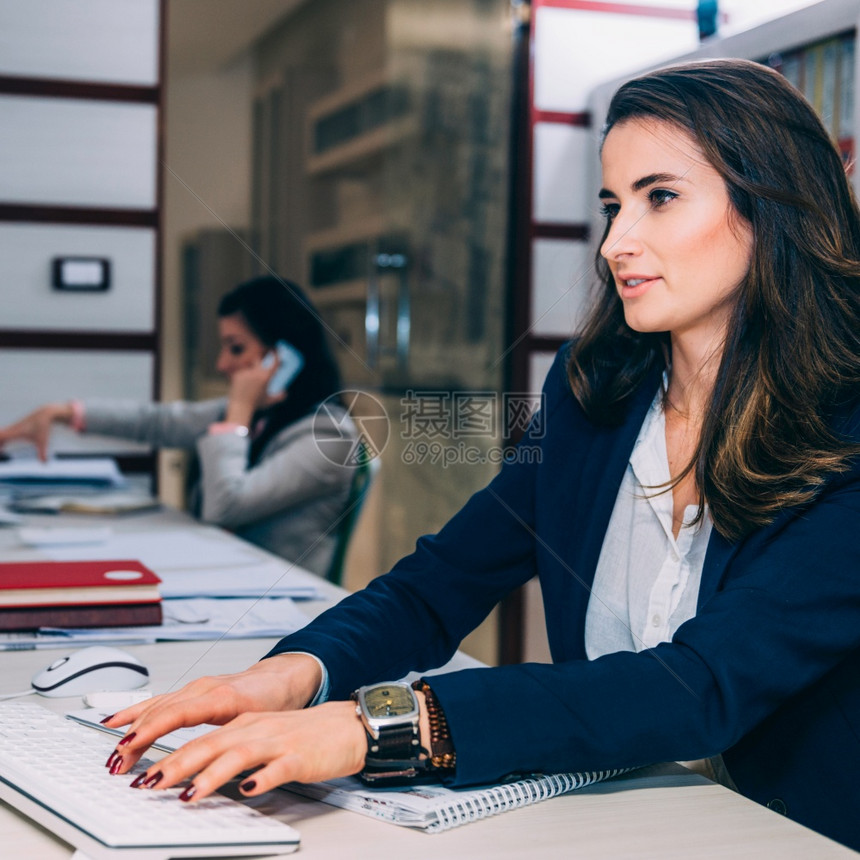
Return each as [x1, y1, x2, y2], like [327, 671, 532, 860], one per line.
[38, 528, 322, 599]
[41, 527, 265, 570]
[12, 491, 160, 516]
[0, 629, 154, 650]
[0, 457, 126, 497]
[0, 506, 23, 526]
[0, 595, 309, 649]
[46, 596, 309, 641]
[17, 526, 113, 546]
[157, 562, 320, 600]
[0, 521, 323, 649]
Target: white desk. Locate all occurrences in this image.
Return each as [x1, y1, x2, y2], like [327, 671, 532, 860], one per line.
[0, 508, 854, 858]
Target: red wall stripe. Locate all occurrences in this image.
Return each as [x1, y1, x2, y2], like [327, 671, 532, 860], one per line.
[533, 0, 695, 20]
[534, 109, 591, 126]
[0, 76, 159, 104]
[0, 204, 158, 228]
[531, 223, 590, 240]
[0, 331, 157, 350]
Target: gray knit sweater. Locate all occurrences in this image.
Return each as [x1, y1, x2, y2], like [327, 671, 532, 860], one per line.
[82, 397, 358, 578]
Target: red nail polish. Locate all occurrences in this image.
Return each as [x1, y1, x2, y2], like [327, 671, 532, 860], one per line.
[143, 771, 163, 788]
[130, 773, 148, 788]
[109, 755, 124, 775]
[179, 784, 197, 802]
[105, 751, 118, 769]
[239, 779, 256, 793]
[118, 732, 136, 746]
[99, 714, 116, 725]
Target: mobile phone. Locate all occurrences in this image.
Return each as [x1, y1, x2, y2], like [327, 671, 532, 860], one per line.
[263, 340, 305, 395]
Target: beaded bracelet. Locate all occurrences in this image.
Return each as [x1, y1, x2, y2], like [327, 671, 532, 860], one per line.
[412, 680, 457, 771]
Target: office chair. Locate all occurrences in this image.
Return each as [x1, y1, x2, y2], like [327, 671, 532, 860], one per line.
[325, 447, 379, 585]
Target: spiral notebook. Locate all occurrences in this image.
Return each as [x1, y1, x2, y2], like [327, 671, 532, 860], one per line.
[281, 769, 631, 833]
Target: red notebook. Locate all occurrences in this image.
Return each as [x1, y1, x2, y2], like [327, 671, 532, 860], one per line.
[0, 560, 162, 631]
[0, 560, 162, 607]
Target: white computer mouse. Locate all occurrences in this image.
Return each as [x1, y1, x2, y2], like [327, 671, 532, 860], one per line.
[31, 645, 150, 698]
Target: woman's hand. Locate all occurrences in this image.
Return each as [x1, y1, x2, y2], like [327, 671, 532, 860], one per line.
[121, 702, 367, 801]
[102, 653, 322, 773]
[0, 402, 73, 461]
[224, 361, 284, 426]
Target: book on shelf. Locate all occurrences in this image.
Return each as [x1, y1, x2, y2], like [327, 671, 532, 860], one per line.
[0, 559, 162, 631]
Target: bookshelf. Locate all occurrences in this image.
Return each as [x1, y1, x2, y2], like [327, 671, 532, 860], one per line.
[247, 0, 514, 667]
[760, 30, 856, 169]
[305, 70, 418, 177]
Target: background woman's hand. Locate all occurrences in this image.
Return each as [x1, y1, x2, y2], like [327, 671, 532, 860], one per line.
[224, 360, 284, 426]
[102, 653, 322, 772]
[0, 402, 73, 461]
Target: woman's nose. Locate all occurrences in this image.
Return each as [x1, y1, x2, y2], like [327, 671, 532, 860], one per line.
[600, 211, 642, 261]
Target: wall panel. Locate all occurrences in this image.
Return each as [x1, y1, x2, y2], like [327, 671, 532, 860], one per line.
[532, 122, 591, 224]
[530, 238, 593, 336]
[0, 224, 155, 331]
[0, 96, 157, 209]
[0, 0, 159, 85]
[0, 349, 154, 456]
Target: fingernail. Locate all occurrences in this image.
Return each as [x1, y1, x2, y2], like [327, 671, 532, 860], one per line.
[105, 750, 118, 769]
[100, 714, 116, 725]
[179, 784, 197, 802]
[143, 771, 163, 788]
[118, 732, 136, 746]
[239, 779, 256, 793]
[130, 773, 148, 788]
[109, 755, 124, 775]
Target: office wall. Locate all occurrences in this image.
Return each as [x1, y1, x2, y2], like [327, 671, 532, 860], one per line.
[0, 0, 162, 476]
[159, 54, 254, 503]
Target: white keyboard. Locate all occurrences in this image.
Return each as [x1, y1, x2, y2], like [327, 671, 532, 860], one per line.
[0, 701, 300, 859]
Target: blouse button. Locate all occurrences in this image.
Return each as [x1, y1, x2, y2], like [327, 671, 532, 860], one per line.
[651, 614, 661, 627]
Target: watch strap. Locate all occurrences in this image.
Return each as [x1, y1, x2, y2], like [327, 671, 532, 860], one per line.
[365, 722, 419, 757]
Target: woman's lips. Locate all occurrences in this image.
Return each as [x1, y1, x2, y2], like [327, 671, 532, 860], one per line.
[619, 277, 659, 298]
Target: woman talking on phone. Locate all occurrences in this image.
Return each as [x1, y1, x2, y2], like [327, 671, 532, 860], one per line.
[99, 60, 860, 849]
[0, 276, 357, 577]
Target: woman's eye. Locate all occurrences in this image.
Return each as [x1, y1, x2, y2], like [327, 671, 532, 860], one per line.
[649, 188, 678, 208]
[229, 344, 245, 357]
[600, 202, 620, 221]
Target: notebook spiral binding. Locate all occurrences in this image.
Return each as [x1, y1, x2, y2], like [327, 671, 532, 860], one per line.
[429, 768, 631, 832]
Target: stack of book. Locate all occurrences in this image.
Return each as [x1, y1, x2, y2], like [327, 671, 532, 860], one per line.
[0, 560, 162, 631]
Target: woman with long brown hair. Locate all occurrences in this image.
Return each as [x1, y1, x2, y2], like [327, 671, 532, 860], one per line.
[100, 60, 860, 849]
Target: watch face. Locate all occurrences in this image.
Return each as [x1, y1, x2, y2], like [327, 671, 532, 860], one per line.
[363, 685, 415, 718]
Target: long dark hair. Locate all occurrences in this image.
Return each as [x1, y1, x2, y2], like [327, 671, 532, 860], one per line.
[218, 276, 343, 465]
[568, 59, 860, 541]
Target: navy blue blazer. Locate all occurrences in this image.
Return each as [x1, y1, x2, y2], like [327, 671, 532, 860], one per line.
[270, 346, 860, 850]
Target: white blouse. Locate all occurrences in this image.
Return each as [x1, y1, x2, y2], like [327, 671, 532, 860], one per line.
[585, 386, 712, 659]
[583, 387, 736, 789]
